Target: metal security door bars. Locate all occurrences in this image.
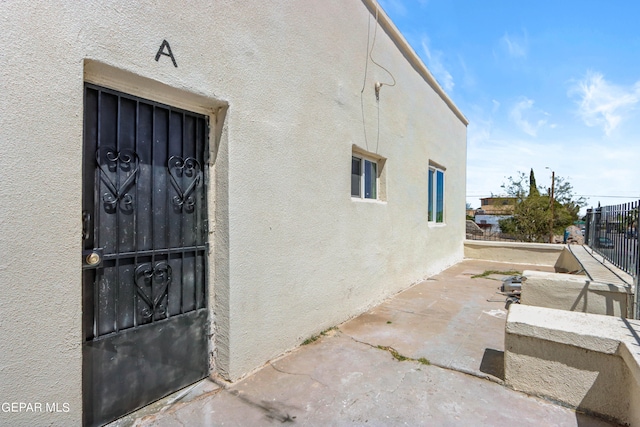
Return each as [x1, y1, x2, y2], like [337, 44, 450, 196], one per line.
[82, 84, 209, 427]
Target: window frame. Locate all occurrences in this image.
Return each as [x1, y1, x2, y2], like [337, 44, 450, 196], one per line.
[428, 165, 445, 224]
[351, 153, 379, 201]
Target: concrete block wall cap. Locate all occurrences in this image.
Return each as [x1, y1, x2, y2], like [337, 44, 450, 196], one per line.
[568, 245, 634, 285]
[506, 305, 624, 354]
[464, 240, 565, 251]
[523, 270, 632, 292]
[506, 321, 621, 354]
[522, 270, 588, 283]
[585, 280, 634, 293]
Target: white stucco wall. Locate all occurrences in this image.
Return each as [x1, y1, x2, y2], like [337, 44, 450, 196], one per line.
[220, 1, 467, 380]
[0, 1, 466, 424]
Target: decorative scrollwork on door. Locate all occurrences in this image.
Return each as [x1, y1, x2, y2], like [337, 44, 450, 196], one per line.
[168, 156, 201, 212]
[96, 147, 140, 213]
[134, 262, 171, 321]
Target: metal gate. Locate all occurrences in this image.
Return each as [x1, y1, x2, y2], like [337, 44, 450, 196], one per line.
[82, 84, 209, 426]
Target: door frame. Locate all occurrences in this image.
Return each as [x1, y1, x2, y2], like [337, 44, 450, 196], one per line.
[81, 66, 226, 425]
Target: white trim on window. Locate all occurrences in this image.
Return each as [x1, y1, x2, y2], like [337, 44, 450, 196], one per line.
[428, 165, 445, 224]
[351, 153, 379, 200]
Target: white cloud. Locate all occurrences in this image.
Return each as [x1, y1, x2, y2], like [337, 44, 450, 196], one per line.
[569, 71, 640, 136]
[465, 110, 640, 211]
[467, 117, 492, 149]
[500, 32, 527, 58]
[466, 132, 640, 211]
[457, 55, 475, 88]
[421, 36, 455, 92]
[509, 98, 548, 137]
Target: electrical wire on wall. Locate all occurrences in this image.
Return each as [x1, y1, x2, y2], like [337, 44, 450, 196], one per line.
[360, 11, 372, 152]
[360, 1, 397, 154]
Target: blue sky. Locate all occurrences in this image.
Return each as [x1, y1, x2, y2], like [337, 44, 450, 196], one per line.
[378, 0, 640, 211]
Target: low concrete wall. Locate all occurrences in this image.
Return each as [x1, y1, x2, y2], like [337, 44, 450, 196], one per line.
[621, 342, 640, 426]
[505, 305, 640, 426]
[554, 247, 585, 274]
[464, 240, 564, 266]
[521, 270, 632, 317]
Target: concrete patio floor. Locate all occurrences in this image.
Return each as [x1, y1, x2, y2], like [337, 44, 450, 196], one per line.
[111, 259, 617, 426]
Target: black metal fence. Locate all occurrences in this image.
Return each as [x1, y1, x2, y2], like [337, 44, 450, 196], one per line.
[585, 200, 639, 278]
[584, 200, 639, 319]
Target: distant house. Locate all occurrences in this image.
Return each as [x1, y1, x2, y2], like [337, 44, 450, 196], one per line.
[474, 197, 517, 233]
[478, 197, 517, 215]
[0, 1, 467, 426]
[474, 214, 512, 233]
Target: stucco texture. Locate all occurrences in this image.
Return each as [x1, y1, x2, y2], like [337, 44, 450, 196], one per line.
[0, 1, 466, 424]
[505, 305, 640, 425]
[521, 270, 631, 317]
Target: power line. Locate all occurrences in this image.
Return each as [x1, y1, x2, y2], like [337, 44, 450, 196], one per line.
[575, 195, 640, 198]
[467, 194, 640, 198]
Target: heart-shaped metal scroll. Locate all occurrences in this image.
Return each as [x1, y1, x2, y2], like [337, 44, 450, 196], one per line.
[134, 262, 172, 320]
[96, 147, 140, 212]
[168, 156, 201, 211]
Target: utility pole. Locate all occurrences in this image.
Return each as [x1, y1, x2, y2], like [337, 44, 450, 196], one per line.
[549, 170, 555, 243]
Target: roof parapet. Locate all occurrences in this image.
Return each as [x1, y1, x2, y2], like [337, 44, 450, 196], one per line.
[361, 0, 469, 126]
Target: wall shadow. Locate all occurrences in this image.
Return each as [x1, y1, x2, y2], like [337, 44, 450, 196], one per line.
[479, 348, 504, 380]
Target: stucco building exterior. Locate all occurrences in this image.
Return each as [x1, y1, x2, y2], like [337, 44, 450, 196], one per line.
[0, 1, 467, 425]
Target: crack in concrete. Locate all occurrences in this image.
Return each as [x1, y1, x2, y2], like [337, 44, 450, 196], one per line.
[386, 306, 435, 318]
[390, 370, 409, 395]
[341, 331, 504, 386]
[341, 332, 385, 351]
[341, 333, 427, 365]
[268, 362, 330, 389]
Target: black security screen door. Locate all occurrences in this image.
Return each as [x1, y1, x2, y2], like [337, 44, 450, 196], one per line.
[82, 84, 209, 427]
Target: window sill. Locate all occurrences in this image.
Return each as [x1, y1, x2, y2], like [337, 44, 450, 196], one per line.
[351, 197, 387, 205]
[428, 222, 447, 227]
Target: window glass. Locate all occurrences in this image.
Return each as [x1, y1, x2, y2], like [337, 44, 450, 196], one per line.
[351, 157, 361, 197]
[428, 167, 445, 223]
[351, 152, 382, 201]
[428, 169, 434, 221]
[436, 170, 444, 222]
[364, 159, 377, 199]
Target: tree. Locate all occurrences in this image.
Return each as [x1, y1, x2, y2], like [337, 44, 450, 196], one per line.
[500, 171, 528, 200]
[499, 194, 551, 242]
[529, 169, 540, 197]
[538, 175, 587, 218]
[498, 170, 585, 242]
